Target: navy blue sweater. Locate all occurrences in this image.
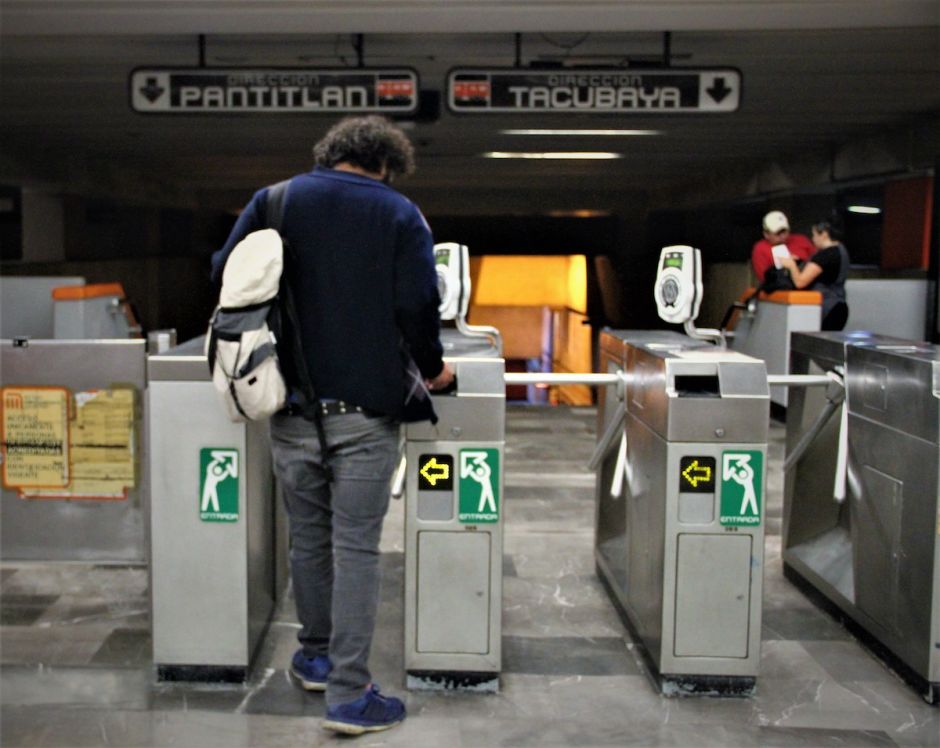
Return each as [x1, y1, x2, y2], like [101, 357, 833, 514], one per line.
[211, 167, 444, 418]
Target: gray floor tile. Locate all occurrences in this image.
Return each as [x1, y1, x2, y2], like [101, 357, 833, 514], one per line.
[503, 635, 638, 676]
[801, 640, 898, 682]
[762, 606, 854, 642]
[89, 627, 152, 667]
[0, 594, 59, 625]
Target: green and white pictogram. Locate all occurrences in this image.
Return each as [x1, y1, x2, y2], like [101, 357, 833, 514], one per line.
[199, 448, 239, 522]
[720, 450, 762, 526]
[458, 448, 500, 523]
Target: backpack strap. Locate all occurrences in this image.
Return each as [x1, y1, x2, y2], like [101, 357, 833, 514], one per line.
[265, 180, 334, 483]
[265, 179, 290, 234]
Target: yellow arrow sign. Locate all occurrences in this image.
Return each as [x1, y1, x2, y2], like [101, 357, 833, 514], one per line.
[682, 459, 712, 488]
[420, 457, 450, 486]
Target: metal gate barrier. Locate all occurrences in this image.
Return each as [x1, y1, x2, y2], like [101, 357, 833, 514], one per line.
[588, 331, 769, 695]
[783, 331, 940, 703]
[148, 336, 286, 682]
[401, 329, 505, 691]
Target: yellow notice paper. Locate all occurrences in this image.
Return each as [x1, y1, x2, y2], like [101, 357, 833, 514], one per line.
[24, 388, 137, 500]
[1, 387, 70, 488]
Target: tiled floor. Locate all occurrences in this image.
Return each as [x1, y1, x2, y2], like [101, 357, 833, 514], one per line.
[1, 406, 938, 747]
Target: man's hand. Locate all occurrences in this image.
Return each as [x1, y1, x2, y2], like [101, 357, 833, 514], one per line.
[426, 363, 455, 392]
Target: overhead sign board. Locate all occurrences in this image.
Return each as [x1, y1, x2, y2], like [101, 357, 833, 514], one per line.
[130, 68, 419, 114]
[448, 68, 740, 113]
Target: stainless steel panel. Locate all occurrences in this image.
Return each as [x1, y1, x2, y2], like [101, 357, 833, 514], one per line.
[848, 414, 938, 677]
[595, 350, 628, 595]
[404, 439, 503, 675]
[730, 298, 820, 407]
[440, 329, 500, 358]
[405, 395, 505, 442]
[600, 329, 701, 357]
[595, 332, 766, 686]
[678, 493, 714, 524]
[0, 276, 85, 338]
[149, 380, 250, 665]
[627, 346, 769, 444]
[404, 354, 504, 679]
[416, 530, 490, 654]
[846, 342, 940, 444]
[625, 416, 667, 666]
[149, 377, 277, 669]
[674, 534, 752, 658]
[147, 336, 210, 382]
[1, 339, 147, 563]
[417, 490, 454, 521]
[785, 332, 940, 693]
[245, 414, 277, 659]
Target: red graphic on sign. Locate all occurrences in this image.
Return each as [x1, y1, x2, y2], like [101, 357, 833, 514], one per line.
[454, 80, 490, 102]
[378, 79, 415, 99]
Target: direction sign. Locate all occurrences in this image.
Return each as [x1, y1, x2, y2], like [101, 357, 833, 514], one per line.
[679, 455, 716, 494]
[418, 454, 453, 491]
[448, 68, 740, 113]
[131, 68, 419, 114]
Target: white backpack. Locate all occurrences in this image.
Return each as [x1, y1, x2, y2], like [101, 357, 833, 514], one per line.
[205, 228, 288, 422]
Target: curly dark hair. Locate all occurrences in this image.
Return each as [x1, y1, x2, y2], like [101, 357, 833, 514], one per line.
[313, 115, 415, 178]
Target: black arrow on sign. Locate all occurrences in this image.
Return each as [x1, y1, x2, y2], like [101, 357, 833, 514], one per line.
[706, 76, 732, 104]
[140, 77, 165, 103]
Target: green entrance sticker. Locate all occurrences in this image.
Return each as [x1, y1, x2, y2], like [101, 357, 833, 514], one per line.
[720, 450, 762, 526]
[458, 448, 500, 523]
[199, 448, 239, 522]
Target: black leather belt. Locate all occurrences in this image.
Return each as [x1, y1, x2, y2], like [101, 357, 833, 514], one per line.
[320, 400, 371, 417]
[281, 400, 382, 418]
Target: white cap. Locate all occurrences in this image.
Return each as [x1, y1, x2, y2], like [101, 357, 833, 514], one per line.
[763, 210, 790, 233]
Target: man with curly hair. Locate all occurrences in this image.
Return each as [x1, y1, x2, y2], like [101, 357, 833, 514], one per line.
[212, 115, 453, 734]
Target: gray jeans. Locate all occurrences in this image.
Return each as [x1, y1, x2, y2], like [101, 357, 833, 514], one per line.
[269, 411, 399, 705]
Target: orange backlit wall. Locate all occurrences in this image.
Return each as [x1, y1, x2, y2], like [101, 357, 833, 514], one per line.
[469, 255, 587, 313]
[467, 255, 591, 404]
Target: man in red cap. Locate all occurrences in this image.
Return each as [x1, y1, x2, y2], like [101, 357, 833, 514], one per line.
[751, 210, 815, 284]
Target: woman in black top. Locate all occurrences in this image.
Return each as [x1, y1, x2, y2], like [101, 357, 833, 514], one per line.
[779, 221, 850, 330]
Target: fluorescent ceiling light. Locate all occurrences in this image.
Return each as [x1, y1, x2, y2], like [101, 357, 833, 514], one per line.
[483, 151, 623, 160]
[847, 205, 881, 215]
[501, 129, 661, 136]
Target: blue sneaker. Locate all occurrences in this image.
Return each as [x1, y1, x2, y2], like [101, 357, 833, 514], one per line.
[290, 649, 331, 691]
[322, 684, 406, 735]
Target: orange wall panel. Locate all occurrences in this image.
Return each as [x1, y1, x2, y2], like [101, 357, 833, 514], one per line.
[881, 176, 933, 270]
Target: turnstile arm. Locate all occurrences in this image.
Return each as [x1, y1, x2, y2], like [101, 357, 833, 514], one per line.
[587, 401, 626, 471]
[782, 371, 846, 496]
[390, 441, 407, 500]
[610, 432, 628, 499]
[833, 382, 849, 503]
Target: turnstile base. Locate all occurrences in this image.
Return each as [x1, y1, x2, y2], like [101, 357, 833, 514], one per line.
[157, 665, 247, 684]
[784, 563, 940, 706]
[660, 675, 756, 698]
[407, 670, 499, 693]
[597, 561, 757, 698]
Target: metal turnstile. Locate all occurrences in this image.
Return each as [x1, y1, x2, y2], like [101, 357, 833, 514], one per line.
[784, 332, 940, 703]
[148, 337, 286, 682]
[594, 333, 769, 695]
[404, 330, 505, 691]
